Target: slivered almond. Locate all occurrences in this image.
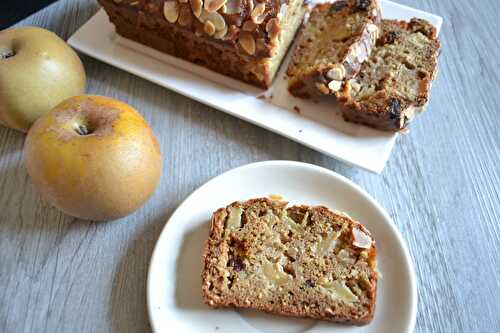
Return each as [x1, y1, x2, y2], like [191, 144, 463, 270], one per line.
[190, 0, 203, 17]
[251, 3, 267, 24]
[204, 21, 216, 35]
[204, 0, 226, 12]
[238, 32, 256, 55]
[214, 25, 228, 39]
[352, 227, 372, 249]
[163, 1, 180, 23]
[242, 20, 257, 32]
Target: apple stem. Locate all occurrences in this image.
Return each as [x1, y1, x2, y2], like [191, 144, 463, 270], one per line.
[0, 50, 15, 59]
[74, 124, 89, 136]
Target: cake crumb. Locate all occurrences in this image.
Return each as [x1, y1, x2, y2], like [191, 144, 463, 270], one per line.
[293, 106, 301, 113]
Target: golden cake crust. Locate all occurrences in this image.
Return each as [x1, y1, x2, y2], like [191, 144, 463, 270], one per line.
[98, 0, 307, 87]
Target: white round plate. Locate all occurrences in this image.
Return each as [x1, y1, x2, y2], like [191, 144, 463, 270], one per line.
[148, 161, 417, 333]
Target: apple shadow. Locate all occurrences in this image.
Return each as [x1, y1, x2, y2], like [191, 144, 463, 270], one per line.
[0, 126, 26, 155]
[175, 220, 211, 310]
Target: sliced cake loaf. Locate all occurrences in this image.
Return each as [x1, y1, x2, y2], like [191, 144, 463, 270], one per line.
[336, 18, 441, 131]
[202, 198, 379, 324]
[287, 0, 381, 98]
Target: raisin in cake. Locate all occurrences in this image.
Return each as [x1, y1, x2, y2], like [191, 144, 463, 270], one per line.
[98, 0, 307, 88]
[287, 0, 381, 98]
[202, 198, 378, 324]
[336, 18, 441, 131]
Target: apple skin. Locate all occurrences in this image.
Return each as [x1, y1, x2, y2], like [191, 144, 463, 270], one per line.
[0, 27, 86, 132]
[24, 95, 162, 221]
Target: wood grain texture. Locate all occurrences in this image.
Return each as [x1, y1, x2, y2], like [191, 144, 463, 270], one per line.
[0, 0, 499, 332]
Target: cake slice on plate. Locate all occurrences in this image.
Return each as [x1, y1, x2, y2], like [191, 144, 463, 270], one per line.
[287, 0, 382, 98]
[202, 197, 379, 324]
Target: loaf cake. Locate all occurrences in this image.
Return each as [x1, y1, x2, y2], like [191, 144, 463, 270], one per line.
[98, 0, 307, 88]
[202, 198, 378, 324]
[336, 18, 441, 131]
[287, 0, 382, 98]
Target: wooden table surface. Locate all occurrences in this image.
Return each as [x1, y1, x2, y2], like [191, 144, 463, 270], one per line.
[1, 0, 499, 332]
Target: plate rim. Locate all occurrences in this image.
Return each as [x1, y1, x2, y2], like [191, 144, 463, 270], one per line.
[146, 160, 418, 333]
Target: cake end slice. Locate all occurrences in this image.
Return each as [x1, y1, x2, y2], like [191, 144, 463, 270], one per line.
[336, 18, 441, 131]
[202, 198, 378, 325]
[287, 0, 382, 98]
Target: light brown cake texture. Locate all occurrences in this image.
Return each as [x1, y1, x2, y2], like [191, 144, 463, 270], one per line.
[287, 0, 382, 98]
[98, 0, 307, 88]
[202, 198, 379, 325]
[336, 18, 441, 131]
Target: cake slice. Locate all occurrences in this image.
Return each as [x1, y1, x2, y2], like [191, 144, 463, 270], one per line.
[287, 0, 382, 98]
[336, 18, 441, 131]
[202, 198, 378, 324]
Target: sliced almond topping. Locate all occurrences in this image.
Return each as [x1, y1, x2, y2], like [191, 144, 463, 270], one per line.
[242, 20, 257, 32]
[224, 0, 242, 14]
[204, 0, 226, 12]
[238, 31, 255, 55]
[328, 80, 343, 92]
[251, 3, 267, 24]
[214, 25, 228, 39]
[326, 64, 346, 81]
[210, 11, 226, 30]
[198, 9, 226, 31]
[352, 227, 372, 249]
[190, 0, 203, 17]
[178, 0, 188, 3]
[163, 1, 180, 23]
[204, 20, 216, 35]
[265, 18, 280, 40]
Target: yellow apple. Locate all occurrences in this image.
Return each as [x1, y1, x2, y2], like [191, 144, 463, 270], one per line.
[0, 27, 86, 132]
[24, 95, 162, 221]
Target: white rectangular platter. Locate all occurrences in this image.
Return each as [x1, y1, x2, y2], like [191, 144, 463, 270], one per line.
[68, 0, 442, 173]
